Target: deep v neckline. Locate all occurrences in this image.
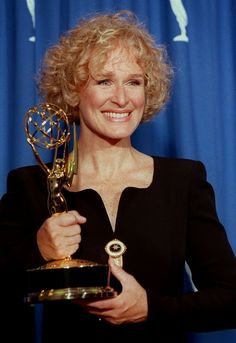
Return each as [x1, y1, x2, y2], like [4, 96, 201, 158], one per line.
[63, 157, 157, 232]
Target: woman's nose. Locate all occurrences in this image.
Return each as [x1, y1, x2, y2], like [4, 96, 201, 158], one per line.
[111, 85, 128, 107]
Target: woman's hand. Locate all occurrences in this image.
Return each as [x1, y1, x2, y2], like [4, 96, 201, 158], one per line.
[77, 257, 148, 325]
[37, 210, 86, 261]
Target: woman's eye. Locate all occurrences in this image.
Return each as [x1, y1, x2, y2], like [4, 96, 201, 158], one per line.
[128, 80, 142, 86]
[97, 79, 111, 86]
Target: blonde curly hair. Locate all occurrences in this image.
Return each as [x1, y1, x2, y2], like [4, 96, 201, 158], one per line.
[37, 10, 173, 123]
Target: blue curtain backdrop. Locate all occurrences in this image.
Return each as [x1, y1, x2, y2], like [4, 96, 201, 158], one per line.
[0, 1, 236, 342]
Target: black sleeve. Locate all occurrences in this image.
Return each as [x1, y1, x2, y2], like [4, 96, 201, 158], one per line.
[146, 161, 236, 331]
[0, 166, 49, 272]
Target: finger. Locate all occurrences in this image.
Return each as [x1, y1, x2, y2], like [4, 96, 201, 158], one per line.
[53, 211, 86, 226]
[63, 224, 81, 236]
[108, 257, 129, 284]
[69, 210, 87, 223]
[64, 234, 81, 245]
[60, 243, 80, 258]
[82, 298, 115, 310]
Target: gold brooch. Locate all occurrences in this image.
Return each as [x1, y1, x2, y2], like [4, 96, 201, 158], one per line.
[105, 239, 127, 267]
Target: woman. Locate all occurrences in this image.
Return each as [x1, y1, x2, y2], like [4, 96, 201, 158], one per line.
[1, 10, 236, 342]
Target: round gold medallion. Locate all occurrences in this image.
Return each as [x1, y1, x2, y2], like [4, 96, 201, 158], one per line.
[105, 239, 127, 267]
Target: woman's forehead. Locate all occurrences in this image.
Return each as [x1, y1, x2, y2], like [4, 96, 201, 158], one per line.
[90, 46, 140, 70]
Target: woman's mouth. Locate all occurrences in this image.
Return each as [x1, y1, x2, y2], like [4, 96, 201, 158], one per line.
[103, 112, 130, 119]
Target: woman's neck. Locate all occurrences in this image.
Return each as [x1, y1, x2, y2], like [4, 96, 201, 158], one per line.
[76, 138, 139, 179]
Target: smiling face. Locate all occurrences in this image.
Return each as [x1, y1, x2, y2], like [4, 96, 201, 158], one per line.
[78, 47, 146, 143]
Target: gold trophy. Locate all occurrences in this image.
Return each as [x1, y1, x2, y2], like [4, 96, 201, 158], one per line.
[23, 103, 120, 302]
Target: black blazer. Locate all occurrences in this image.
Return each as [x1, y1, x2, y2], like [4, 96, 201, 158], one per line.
[1, 157, 236, 341]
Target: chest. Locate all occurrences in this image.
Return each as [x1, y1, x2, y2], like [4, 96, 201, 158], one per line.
[85, 171, 153, 230]
[66, 182, 187, 292]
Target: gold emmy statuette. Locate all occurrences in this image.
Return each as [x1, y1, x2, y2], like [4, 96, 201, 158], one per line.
[24, 103, 117, 302]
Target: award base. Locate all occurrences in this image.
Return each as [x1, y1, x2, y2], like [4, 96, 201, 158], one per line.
[24, 258, 118, 303]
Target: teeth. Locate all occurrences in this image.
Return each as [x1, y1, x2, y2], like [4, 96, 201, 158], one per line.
[103, 112, 129, 118]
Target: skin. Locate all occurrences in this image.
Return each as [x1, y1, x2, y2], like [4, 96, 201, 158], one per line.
[77, 257, 148, 325]
[37, 47, 149, 324]
[78, 47, 145, 143]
